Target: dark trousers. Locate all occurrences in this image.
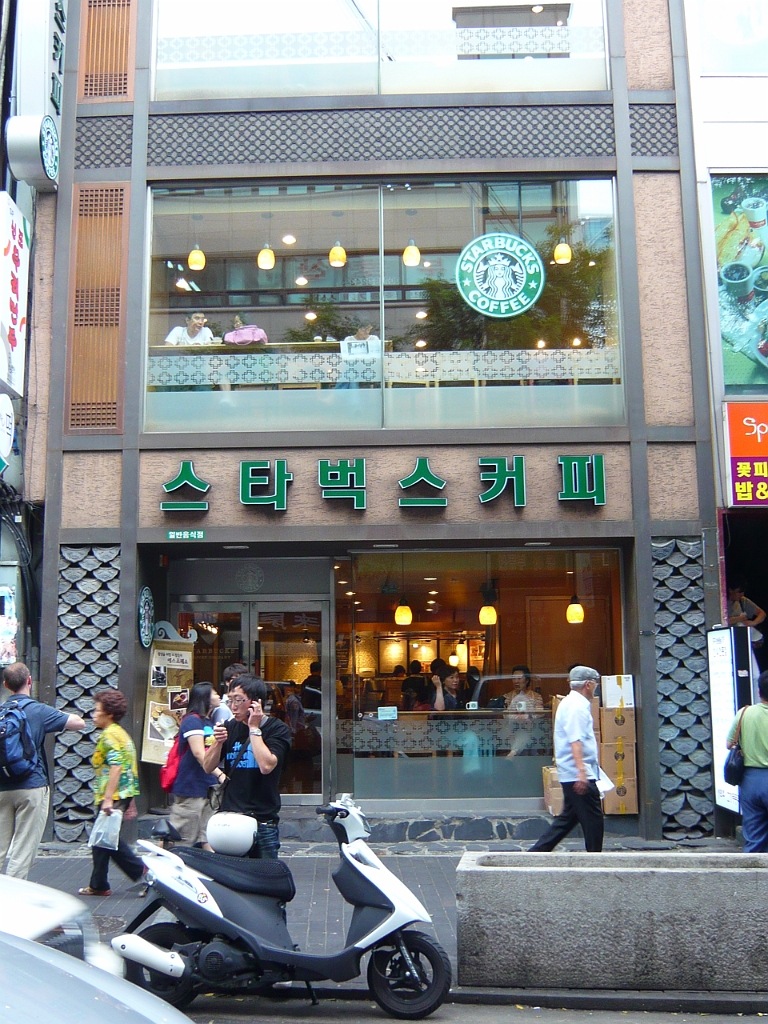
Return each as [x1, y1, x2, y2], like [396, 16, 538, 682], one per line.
[740, 767, 768, 852]
[530, 780, 604, 852]
[89, 836, 144, 890]
[246, 822, 280, 860]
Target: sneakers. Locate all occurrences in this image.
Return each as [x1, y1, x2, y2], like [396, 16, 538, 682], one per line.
[78, 886, 111, 897]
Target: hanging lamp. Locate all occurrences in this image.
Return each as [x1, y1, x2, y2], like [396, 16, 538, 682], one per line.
[554, 238, 572, 265]
[402, 239, 421, 267]
[478, 554, 498, 625]
[188, 246, 206, 271]
[394, 554, 412, 625]
[257, 244, 275, 270]
[329, 241, 347, 268]
[566, 595, 585, 624]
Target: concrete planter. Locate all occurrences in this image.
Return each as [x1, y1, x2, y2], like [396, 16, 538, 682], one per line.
[457, 851, 768, 991]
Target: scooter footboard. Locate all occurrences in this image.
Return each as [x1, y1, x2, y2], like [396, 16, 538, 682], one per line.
[261, 944, 364, 984]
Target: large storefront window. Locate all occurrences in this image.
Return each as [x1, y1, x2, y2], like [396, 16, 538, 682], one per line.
[154, 1, 608, 101]
[337, 549, 623, 800]
[711, 174, 768, 395]
[146, 178, 622, 432]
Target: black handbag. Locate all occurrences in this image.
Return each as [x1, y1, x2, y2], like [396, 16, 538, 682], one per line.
[724, 708, 748, 787]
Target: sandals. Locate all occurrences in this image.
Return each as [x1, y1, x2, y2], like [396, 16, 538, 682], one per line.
[78, 886, 111, 897]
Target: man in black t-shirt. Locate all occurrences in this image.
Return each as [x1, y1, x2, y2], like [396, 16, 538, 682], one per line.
[205, 674, 291, 859]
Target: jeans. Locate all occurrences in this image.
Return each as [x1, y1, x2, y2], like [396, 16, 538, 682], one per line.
[89, 837, 144, 891]
[529, 780, 604, 853]
[247, 822, 280, 859]
[740, 767, 768, 852]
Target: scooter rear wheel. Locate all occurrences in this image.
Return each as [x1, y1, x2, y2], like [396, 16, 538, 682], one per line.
[367, 930, 451, 1020]
[124, 922, 197, 1010]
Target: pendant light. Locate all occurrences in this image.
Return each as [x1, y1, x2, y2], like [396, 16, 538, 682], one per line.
[448, 652, 459, 668]
[478, 554, 498, 626]
[329, 241, 347, 268]
[566, 595, 585, 624]
[402, 239, 421, 267]
[257, 244, 275, 271]
[554, 238, 572, 265]
[188, 246, 206, 271]
[394, 554, 412, 625]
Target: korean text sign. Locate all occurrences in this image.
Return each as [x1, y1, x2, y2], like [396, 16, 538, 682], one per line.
[725, 402, 768, 506]
[0, 194, 30, 397]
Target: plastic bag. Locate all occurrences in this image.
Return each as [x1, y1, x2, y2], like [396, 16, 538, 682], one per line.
[88, 808, 123, 850]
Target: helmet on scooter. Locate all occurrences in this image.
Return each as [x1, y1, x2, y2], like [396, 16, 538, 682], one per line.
[206, 813, 258, 856]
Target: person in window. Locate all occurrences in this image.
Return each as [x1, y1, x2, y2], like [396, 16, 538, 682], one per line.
[401, 660, 427, 710]
[503, 665, 543, 712]
[300, 661, 322, 710]
[336, 324, 381, 389]
[164, 312, 214, 346]
[431, 664, 468, 711]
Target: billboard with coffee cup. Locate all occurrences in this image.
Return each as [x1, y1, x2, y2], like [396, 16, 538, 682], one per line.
[712, 175, 768, 392]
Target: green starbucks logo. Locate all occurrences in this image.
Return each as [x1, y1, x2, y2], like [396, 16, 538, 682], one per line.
[39, 116, 59, 181]
[456, 233, 545, 318]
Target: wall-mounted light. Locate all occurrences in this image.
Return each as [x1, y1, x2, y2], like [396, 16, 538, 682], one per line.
[402, 239, 421, 267]
[329, 241, 347, 268]
[187, 246, 206, 271]
[566, 596, 585, 624]
[257, 244, 275, 270]
[554, 239, 572, 265]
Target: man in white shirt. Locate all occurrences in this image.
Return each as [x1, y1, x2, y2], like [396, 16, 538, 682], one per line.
[530, 665, 604, 853]
[164, 312, 214, 346]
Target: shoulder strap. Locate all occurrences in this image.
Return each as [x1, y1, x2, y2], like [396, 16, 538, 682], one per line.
[223, 730, 251, 777]
[735, 706, 749, 745]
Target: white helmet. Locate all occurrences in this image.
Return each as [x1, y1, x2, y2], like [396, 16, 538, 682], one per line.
[206, 813, 258, 856]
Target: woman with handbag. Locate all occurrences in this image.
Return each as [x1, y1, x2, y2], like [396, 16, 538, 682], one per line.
[726, 671, 768, 852]
[79, 689, 143, 897]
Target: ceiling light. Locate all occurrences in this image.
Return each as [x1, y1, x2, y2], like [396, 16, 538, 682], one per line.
[329, 241, 347, 268]
[354, 600, 361, 605]
[282, 234, 297, 245]
[423, 261, 431, 268]
[305, 311, 318, 321]
[532, 4, 544, 11]
[557, 19, 563, 25]
[402, 240, 421, 267]
[566, 596, 585, 624]
[334, 564, 341, 569]
[566, 570, 574, 574]
[257, 244, 275, 270]
[427, 600, 435, 605]
[415, 367, 427, 373]
[429, 590, 438, 595]
[572, 337, 582, 347]
[536, 339, 546, 349]
[223, 544, 249, 550]
[415, 311, 428, 320]
[424, 577, 437, 581]
[412, 642, 419, 649]
[188, 246, 205, 271]
[175, 277, 191, 291]
[295, 275, 308, 286]
[395, 599, 413, 626]
[525, 542, 551, 546]
[345, 590, 355, 596]
[338, 580, 349, 584]
[554, 239, 572, 265]
[415, 339, 427, 349]
[588, 260, 596, 267]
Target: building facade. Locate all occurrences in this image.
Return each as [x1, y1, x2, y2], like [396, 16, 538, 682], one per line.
[38, 0, 720, 842]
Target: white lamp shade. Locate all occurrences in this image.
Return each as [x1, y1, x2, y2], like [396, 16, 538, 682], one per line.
[402, 240, 421, 267]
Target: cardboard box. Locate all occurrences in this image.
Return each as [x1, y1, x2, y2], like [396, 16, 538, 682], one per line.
[600, 707, 636, 745]
[603, 778, 639, 815]
[552, 694, 601, 740]
[601, 674, 635, 709]
[541, 765, 563, 817]
[600, 741, 636, 782]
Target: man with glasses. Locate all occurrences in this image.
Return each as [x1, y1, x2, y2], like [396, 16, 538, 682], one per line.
[205, 675, 291, 858]
[529, 665, 604, 853]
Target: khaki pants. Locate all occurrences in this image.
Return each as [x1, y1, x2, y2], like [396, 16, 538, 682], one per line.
[169, 795, 213, 844]
[0, 786, 50, 879]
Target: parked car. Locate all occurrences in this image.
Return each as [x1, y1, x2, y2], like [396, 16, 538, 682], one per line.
[0, 931, 193, 1024]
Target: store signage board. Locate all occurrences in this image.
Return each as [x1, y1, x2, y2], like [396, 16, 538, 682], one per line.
[160, 455, 606, 514]
[707, 627, 739, 813]
[167, 530, 205, 540]
[456, 233, 545, 318]
[724, 402, 768, 506]
[0, 195, 30, 398]
[378, 706, 398, 721]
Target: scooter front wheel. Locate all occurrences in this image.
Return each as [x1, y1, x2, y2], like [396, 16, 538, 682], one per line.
[124, 922, 197, 1010]
[367, 930, 451, 1020]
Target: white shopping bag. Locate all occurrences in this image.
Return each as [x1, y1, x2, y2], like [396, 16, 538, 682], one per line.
[88, 808, 123, 850]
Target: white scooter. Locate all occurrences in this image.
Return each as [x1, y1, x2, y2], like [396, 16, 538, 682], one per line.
[112, 796, 451, 1019]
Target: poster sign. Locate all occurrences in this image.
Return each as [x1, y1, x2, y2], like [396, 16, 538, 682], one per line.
[141, 639, 193, 765]
[724, 402, 768, 506]
[0, 194, 30, 397]
[707, 628, 740, 813]
[711, 175, 768, 394]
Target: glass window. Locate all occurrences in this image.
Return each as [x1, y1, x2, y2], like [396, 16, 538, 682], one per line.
[146, 178, 623, 432]
[711, 174, 768, 395]
[338, 549, 623, 801]
[698, 1, 768, 74]
[153, 0, 607, 100]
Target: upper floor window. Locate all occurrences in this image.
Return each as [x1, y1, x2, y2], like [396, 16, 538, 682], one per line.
[153, 0, 608, 101]
[145, 177, 622, 433]
[698, 1, 768, 75]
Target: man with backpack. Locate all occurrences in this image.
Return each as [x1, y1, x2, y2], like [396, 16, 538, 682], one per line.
[0, 662, 85, 878]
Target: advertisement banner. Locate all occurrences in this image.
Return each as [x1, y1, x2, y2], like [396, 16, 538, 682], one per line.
[0, 194, 30, 397]
[707, 628, 739, 814]
[712, 174, 768, 394]
[724, 402, 768, 506]
[141, 640, 194, 765]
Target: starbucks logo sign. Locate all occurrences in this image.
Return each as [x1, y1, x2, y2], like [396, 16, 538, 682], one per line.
[39, 116, 59, 182]
[456, 233, 545, 318]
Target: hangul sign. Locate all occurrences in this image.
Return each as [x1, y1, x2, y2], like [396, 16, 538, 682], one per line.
[724, 403, 768, 506]
[0, 195, 30, 397]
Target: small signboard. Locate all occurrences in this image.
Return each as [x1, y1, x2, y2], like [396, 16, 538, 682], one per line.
[167, 530, 205, 540]
[377, 706, 398, 721]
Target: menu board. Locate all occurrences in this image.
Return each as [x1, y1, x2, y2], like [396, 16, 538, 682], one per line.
[141, 639, 194, 765]
[707, 628, 739, 814]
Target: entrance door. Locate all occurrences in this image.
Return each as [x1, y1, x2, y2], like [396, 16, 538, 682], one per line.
[174, 600, 332, 803]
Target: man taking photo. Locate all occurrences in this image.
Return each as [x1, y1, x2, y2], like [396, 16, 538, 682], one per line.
[204, 674, 291, 858]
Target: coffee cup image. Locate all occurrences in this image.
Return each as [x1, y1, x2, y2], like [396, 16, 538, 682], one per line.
[741, 197, 768, 229]
[754, 269, 768, 300]
[721, 260, 755, 301]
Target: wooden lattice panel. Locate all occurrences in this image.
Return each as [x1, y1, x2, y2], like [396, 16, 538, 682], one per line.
[79, 0, 136, 101]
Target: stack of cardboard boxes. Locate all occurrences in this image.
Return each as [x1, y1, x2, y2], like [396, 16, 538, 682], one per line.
[599, 675, 638, 815]
[542, 677, 638, 817]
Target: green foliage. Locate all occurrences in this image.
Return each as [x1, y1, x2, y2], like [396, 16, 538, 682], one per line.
[283, 297, 370, 343]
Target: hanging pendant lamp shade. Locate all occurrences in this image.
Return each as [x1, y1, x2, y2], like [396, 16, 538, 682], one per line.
[479, 568, 498, 626]
[478, 604, 497, 626]
[329, 241, 347, 268]
[402, 240, 421, 267]
[554, 239, 572, 265]
[394, 598, 412, 626]
[257, 244, 275, 270]
[566, 595, 584, 624]
[188, 246, 206, 271]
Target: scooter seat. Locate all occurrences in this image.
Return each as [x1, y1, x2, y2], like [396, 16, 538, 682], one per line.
[175, 847, 296, 902]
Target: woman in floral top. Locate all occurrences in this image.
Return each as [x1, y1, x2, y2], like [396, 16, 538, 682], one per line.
[79, 689, 144, 897]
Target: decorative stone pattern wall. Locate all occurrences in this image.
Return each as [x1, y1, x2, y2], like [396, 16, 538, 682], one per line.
[652, 537, 714, 839]
[629, 103, 678, 157]
[53, 545, 121, 842]
[75, 116, 133, 169]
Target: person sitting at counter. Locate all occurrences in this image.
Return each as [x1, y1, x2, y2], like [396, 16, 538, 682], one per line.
[164, 312, 214, 346]
[401, 660, 427, 710]
[503, 665, 543, 712]
[431, 664, 469, 711]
